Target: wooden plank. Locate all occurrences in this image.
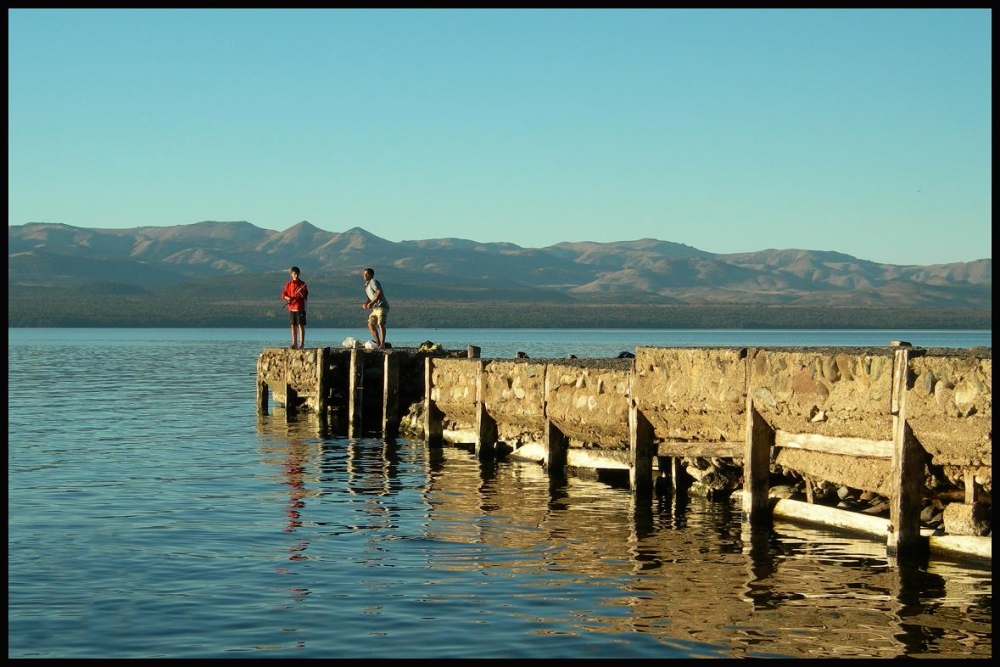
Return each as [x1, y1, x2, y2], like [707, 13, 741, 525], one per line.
[566, 448, 629, 470]
[773, 498, 889, 538]
[928, 534, 991, 561]
[775, 430, 894, 459]
[656, 441, 743, 458]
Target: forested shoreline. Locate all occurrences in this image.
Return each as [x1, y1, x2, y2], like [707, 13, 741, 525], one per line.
[7, 290, 991, 330]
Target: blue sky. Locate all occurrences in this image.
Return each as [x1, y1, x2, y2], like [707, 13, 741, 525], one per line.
[8, 9, 992, 266]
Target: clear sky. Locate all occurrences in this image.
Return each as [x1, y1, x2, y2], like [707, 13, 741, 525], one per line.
[8, 8, 992, 266]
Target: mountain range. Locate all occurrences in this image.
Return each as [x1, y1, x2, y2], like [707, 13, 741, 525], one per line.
[9, 220, 991, 311]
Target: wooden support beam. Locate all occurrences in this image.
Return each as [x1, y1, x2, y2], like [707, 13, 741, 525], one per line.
[742, 399, 774, 526]
[348, 347, 363, 438]
[629, 400, 655, 499]
[774, 431, 894, 459]
[888, 346, 927, 560]
[964, 470, 979, 505]
[657, 441, 743, 458]
[475, 360, 497, 459]
[566, 448, 629, 470]
[284, 384, 298, 420]
[654, 457, 671, 498]
[670, 457, 689, 493]
[542, 364, 566, 473]
[545, 420, 569, 472]
[383, 352, 400, 439]
[928, 534, 991, 561]
[424, 357, 443, 447]
[315, 347, 328, 419]
[773, 499, 889, 538]
[257, 379, 269, 416]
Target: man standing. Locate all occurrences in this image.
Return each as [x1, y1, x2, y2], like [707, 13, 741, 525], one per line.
[362, 267, 389, 348]
[281, 266, 308, 349]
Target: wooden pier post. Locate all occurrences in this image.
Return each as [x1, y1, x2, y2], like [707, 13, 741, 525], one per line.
[383, 351, 400, 439]
[742, 398, 775, 526]
[475, 360, 498, 459]
[888, 345, 927, 558]
[629, 398, 655, 498]
[256, 355, 269, 415]
[315, 347, 328, 419]
[673, 457, 694, 493]
[281, 349, 298, 419]
[543, 365, 567, 473]
[545, 421, 568, 473]
[424, 357, 443, 447]
[348, 347, 363, 438]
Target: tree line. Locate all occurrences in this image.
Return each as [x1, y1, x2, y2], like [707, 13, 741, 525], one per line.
[7, 287, 991, 330]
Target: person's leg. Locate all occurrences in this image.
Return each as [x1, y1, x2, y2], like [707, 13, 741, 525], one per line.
[299, 323, 306, 349]
[368, 315, 380, 346]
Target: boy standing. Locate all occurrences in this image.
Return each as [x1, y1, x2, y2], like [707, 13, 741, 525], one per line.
[281, 266, 308, 349]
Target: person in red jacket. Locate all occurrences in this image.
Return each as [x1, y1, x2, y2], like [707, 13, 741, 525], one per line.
[281, 266, 308, 349]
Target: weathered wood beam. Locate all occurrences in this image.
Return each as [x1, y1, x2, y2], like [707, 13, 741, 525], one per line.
[775, 431, 893, 459]
[657, 441, 743, 458]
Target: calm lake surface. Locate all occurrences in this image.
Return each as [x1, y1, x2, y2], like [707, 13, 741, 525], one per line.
[8, 328, 992, 658]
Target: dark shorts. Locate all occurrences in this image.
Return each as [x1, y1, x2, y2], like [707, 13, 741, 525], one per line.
[289, 310, 306, 326]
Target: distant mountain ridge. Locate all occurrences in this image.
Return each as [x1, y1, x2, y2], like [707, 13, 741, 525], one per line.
[7, 220, 992, 309]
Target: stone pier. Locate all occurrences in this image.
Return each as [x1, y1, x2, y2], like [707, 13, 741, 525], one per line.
[257, 342, 991, 562]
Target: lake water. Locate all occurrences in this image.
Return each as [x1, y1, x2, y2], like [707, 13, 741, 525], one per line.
[8, 328, 992, 658]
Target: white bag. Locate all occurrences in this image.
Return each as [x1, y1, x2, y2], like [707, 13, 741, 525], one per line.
[342, 336, 357, 348]
[364, 340, 378, 351]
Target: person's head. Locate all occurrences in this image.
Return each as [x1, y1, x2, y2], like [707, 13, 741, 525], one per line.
[363, 268, 374, 281]
[290, 266, 300, 278]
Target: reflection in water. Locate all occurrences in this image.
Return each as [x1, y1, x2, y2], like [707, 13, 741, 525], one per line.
[254, 414, 991, 658]
[256, 413, 325, 623]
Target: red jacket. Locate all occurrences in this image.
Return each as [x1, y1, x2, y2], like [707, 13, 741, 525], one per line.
[282, 279, 308, 311]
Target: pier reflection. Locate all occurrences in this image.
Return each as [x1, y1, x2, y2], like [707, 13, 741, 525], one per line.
[254, 421, 991, 658]
[255, 413, 325, 619]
